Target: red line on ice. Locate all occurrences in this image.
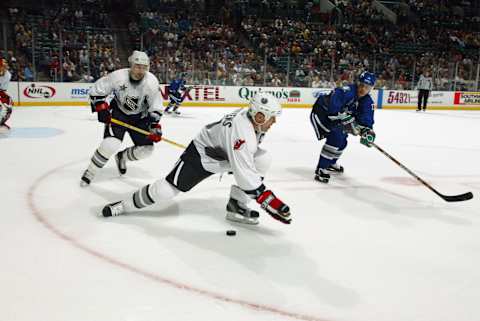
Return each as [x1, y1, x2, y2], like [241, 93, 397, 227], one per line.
[27, 162, 330, 321]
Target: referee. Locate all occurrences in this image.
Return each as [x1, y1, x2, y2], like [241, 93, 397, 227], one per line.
[416, 70, 433, 112]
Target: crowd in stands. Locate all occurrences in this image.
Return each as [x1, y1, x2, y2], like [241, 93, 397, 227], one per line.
[126, 2, 276, 86]
[2, 0, 479, 90]
[5, 1, 120, 83]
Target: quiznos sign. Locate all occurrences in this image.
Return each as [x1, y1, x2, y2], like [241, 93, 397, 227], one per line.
[238, 87, 302, 102]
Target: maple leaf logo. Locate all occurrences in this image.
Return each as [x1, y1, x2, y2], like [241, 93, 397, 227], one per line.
[234, 139, 246, 150]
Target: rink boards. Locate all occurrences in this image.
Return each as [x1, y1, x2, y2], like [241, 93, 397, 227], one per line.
[6, 81, 480, 110]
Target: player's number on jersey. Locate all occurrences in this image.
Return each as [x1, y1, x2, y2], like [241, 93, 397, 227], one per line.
[205, 110, 240, 129]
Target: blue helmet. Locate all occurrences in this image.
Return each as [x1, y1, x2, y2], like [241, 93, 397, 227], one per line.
[358, 71, 376, 86]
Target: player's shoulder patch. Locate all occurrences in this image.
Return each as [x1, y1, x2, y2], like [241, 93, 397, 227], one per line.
[233, 138, 246, 151]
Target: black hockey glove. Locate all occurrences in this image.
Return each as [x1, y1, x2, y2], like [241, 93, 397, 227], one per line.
[148, 111, 163, 124]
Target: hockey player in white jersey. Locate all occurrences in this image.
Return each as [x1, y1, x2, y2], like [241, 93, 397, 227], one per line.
[80, 51, 163, 186]
[101, 92, 291, 225]
[0, 58, 13, 134]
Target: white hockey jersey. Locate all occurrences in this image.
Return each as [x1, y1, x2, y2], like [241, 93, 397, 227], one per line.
[0, 70, 11, 91]
[89, 68, 162, 116]
[193, 108, 264, 192]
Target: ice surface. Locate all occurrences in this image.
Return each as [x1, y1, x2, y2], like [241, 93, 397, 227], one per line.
[1, 107, 479, 321]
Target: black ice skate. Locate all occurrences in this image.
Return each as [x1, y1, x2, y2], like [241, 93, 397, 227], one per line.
[226, 198, 260, 225]
[80, 169, 95, 187]
[314, 168, 330, 183]
[115, 150, 127, 175]
[327, 163, 344, 173]
[102, 201, 125, 217]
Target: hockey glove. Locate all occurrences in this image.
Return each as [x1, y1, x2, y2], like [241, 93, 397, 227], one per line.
[148, 110, 163, 124]
[147, 123, 162, 142]
[329, 112, 359, 135]
[0, 90, 12, 106]
[0, 91, 13, 124]
[360, 127, 375, 147]
[342, 116, 361, 135]
[256, 190, 291, 224]
[95, 102, 111, 124]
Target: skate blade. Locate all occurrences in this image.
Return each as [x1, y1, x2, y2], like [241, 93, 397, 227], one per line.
[314, 176, 329, 184]
[226, 212, 259, 225]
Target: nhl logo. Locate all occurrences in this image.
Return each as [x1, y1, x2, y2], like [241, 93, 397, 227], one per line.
[124, 96, 139, 111]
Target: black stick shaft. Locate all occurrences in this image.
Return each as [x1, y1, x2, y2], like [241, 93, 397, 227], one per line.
[372, 143, 472, 202]
[372, 143, 443, 197]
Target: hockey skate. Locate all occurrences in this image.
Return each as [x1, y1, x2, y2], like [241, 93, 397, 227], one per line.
[314, 168, 330, 183]
[326, 163, 344, 173]
[80, 169, 95, 187]
[115, 150, 127, 175]
[102, 201, 125, 217]
[226, 198, 260, 225]
[172, 106, 181, 115]
[0, 124, 10, 134]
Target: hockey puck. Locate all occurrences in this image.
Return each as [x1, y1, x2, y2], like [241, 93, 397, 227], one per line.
[226, 230, 237, 236]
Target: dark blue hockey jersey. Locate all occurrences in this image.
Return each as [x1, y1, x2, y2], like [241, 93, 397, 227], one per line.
[313, 84, 374, 129]
[169, 79, 187, 94]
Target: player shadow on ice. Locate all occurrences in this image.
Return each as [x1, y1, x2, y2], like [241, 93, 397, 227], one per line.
[85, 183, 360, 308]
[79, 166, 157, 186]
[163, 113, 196, 119]
[285, 167, 472, 226]
[109, 197, 361, 309]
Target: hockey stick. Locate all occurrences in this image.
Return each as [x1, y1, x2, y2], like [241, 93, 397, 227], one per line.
[110, 118, 187, 149]
[372, 143, 473, 202]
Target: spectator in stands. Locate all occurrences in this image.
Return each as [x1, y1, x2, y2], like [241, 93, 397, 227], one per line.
[24, 64, 34, 81]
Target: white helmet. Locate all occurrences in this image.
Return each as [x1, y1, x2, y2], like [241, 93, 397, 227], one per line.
[128, 50, 150, 69]
[248, 92, 282, 123]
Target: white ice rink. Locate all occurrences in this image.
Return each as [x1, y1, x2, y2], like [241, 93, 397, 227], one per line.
[1, 106, 479, 321]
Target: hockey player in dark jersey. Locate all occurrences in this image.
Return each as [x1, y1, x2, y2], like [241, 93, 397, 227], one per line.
[310, 71, 377, 183]
[164, 73, 189, 115]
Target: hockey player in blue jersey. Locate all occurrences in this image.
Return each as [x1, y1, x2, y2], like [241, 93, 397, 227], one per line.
[165, 73, 189, 115]
[310, 71, 377, 183]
